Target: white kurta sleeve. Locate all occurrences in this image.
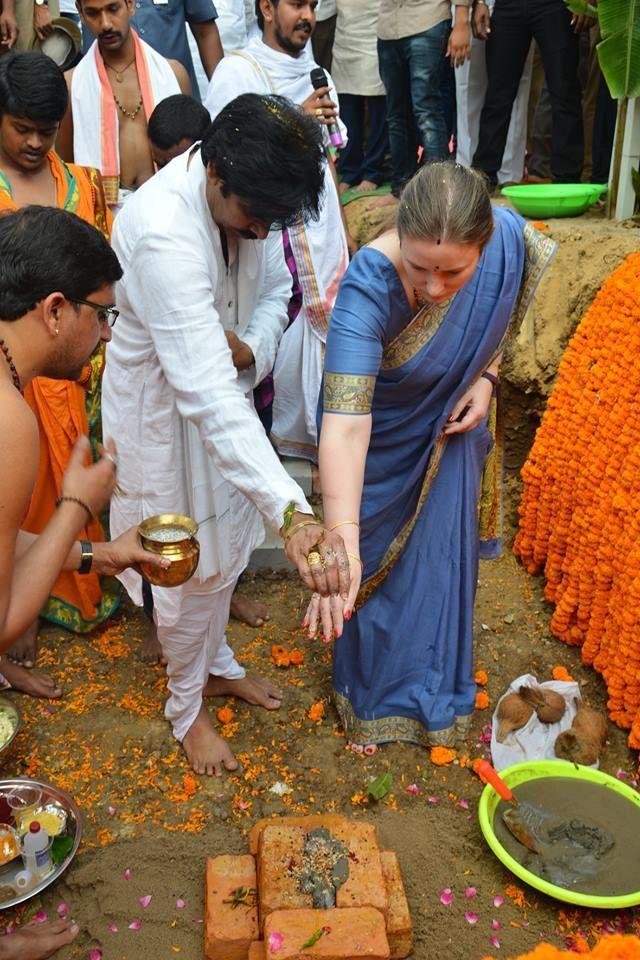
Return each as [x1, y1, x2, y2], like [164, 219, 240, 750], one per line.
[239, 231, 291, 388]
[123, 230, 311, 531]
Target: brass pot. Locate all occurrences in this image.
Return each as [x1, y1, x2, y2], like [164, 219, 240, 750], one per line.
[137, 514, 200, 587]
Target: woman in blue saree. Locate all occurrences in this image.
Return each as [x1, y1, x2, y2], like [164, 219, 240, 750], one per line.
[304, 162, 555, 751]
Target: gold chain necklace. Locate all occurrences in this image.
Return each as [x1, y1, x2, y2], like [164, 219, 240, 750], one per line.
[113, 93, 143, 120]
[105, 56, 135, 83]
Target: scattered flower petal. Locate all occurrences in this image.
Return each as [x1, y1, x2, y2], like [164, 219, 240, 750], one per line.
[176, 898, 185, 909]
[464, 887, 477, 899]
[268, 931, 285, 953]
[492, 920, 502, 931]
[493, 895, 504, 908]
[406, 784, 420, 795]
[57, 903, 68, 916]
[108, 923, 118, 933]
[128, 920, 142, 931]
[139, 895, 152, 909]
[616, 769, 628, 780]
[491, 935, 501, 949]
[268, 782, 292, 796]
[458, 799, 470, 810]
[464, 912, 478, 925]
[428, 796, 439, 804]
[439, 888, 453, 906]
[34, 911, 48, 924]
[89, 950, 102, 960]
[108, 805, 117, 817]
[124, 869, 131, 880]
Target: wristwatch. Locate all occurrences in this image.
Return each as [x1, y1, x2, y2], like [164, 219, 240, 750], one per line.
[78, 540, 94, 575]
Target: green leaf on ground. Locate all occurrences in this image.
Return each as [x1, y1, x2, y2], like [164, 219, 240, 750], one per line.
[366, 771, 393, 801]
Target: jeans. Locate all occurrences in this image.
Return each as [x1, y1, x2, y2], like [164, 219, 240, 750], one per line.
[473, 0, 583, 184]
[338, 94, 388, 186]
[378, 18, 451, 193]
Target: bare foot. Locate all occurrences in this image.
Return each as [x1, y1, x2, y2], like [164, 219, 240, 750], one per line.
[0, 659, 62, 699]
[0, 918, 79, 960]
[354, 180, 379, 193]
[339, 181, 352, 194]
[203, 674, 282, 709]
[6, 621, 39, 668]
[140, 620, 167, 666]
[229, 593, 270, 628]
[182, 703, 239, 775]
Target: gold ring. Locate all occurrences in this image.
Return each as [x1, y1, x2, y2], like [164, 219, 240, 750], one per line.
[315, 107, 323, 117]
[307, 551, 324, 568]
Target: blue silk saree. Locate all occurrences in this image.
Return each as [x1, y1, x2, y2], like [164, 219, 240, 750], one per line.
[319, 206, 555, 747]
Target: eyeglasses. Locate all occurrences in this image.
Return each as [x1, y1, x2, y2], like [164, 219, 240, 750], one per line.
[68, 297, 119, 327]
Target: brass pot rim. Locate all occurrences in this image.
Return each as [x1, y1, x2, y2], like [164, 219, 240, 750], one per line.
[138, 513, 198, 544]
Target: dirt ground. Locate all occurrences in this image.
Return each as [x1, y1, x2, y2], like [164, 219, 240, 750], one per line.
[2, 209, 640, 959]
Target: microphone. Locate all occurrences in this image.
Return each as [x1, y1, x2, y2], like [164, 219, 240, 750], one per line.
[310, 66, 343, 148]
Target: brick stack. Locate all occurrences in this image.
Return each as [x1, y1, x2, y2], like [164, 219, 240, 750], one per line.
[205, 815, 413, 960]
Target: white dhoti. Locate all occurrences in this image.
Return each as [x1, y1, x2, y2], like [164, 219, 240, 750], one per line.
[156, 574, 244, 741]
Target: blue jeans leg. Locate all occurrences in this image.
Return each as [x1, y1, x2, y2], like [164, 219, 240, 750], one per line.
[338, 93, 365, 186]
[407, 19, 451, 161]
[360, 96, 388, 185]
[378, 37, 415, 192]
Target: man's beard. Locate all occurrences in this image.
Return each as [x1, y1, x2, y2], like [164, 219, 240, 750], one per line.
[274, 21, 310, 55]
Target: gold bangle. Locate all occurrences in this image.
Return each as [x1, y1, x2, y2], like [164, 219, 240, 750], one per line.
[329, 519, 360, 532]
[284, 519, 322, 543]
[347, 553, 363, 567]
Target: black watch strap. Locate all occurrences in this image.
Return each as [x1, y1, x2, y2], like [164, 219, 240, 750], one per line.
[78, 540, 94, 575]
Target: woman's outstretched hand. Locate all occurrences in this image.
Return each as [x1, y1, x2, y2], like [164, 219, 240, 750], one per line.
[443, 376, 494, 435]
[302, 553, 362, 642]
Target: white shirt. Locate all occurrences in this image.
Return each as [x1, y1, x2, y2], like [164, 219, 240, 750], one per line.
[102, 149, 310, 617]
[316, 0, 337, 21]
[332, 0, 384, 97]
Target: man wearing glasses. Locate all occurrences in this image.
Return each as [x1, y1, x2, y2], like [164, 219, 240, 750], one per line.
[0, 50, 127, 688]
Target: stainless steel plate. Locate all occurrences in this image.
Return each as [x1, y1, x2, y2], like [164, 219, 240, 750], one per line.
[0, 778, 82, 909]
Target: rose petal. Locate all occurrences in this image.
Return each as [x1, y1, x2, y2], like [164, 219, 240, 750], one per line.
[458, 800, 470, 810]
[108, 805, 117, 816]
[108, 923, 119, 933]
[268, 931, 285, 953]
[616, 769, 628, 780]
[176, 898, 185, 909]
[464, 912, 478, 925]
[34, 911, 48, 924]
[491, 936, 501, 949]
[493, 895, 504, 908]
[406, 784, 420, 795]
[57, 903, 68, 916]
[139, 895, 152, 909]
[124, 869, 131, 880]
[439, 888, 453, 906]
[129, 920, 142, 931]
[464, 886, 477, 899]
[492, 920, 502, 931]
[89, 950, 102, 960]
[428, 796, 439, 804]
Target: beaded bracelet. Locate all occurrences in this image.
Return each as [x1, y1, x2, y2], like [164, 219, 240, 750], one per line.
[56, 495, 93, 523]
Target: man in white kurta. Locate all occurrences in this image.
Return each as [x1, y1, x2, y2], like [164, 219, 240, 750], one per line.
[101, 96, 343, 775]
[205, 0, 350, 463]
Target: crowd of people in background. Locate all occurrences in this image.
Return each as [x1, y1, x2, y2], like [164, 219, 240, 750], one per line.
[0, 2, 618, 957]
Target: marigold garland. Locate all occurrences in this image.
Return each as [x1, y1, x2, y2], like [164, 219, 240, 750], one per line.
[481, 934, 640, 960]
[514, 252, 640, 747]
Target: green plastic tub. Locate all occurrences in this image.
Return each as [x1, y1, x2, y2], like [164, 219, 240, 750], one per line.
[500, 183, 606, 218]
[478, 759, 640, 909]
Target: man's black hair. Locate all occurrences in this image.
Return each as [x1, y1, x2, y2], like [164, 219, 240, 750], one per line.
[0, 207, 123, 321]
[201, 93, 323, 230]
[148, 94, 211, 150]
[255, 0, 279, 31]
[0, 51, 68, 125]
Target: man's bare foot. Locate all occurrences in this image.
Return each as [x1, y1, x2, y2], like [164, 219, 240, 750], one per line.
[203, 674, 282, 709]
[0, 659, 62, 699]
[354, 179, 379, 193]
[6, 620, 39, 668]
[182, 703, 239, 775]
[0, 918, 79, 960]
[140, 620, 167, 666]
[229, 593, 270, 628]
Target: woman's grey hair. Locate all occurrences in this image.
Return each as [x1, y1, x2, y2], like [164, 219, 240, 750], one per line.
[397, 161, 494, 250]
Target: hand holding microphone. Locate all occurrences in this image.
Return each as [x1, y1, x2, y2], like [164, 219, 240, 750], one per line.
[305, 66, 343, 148]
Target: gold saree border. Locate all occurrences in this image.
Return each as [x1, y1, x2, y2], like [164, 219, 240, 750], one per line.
[323, 372, 376, 415]
[381, 297, 453, 371]
[356, 434, 448, 609]
[334, 690, 472, 747]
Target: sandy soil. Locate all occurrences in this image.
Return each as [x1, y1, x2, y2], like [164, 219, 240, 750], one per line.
[1, 545, 638, 960]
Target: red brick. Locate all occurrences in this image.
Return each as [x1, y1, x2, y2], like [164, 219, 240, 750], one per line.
[249, 815, 351, 855]
[380, 851, 413, 960]
[257, 824, 310, 933]
[263, 908, 390, 959]
[332, 822, 388, 921]
[205, 855, 259, 960]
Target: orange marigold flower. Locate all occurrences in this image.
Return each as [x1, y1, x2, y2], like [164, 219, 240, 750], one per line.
[551, 665, 574, 683]
[430, 746, 456, 766]
[289, 649, 304, 665]
[475, 670, 489, 686]
[271, 644, 290, 667]
[217, 706, 234, 725]
[475, 691, 490, 710]
[308, 701, 325, 723]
